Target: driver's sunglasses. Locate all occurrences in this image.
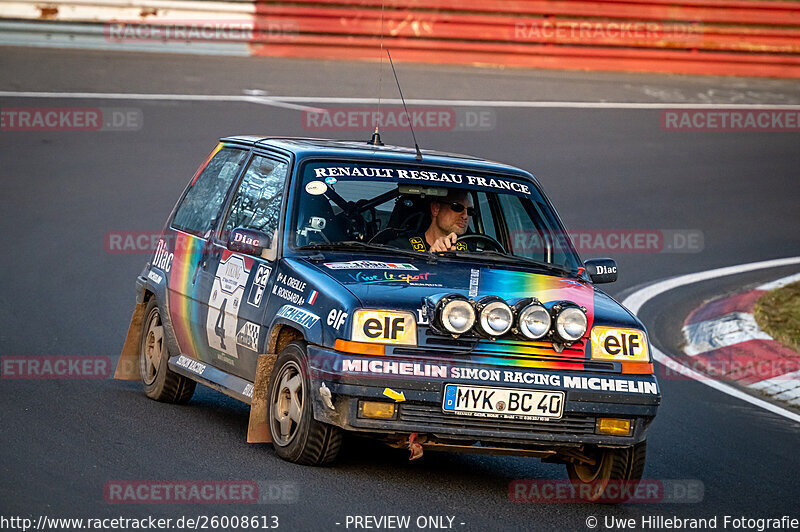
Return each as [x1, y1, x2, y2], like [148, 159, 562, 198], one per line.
[444, 202, 476, 217]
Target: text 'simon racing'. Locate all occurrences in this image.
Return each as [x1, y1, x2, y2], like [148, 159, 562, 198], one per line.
[116, 137, 660, 502]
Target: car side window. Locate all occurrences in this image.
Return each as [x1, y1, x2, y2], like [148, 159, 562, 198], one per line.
[221, 155, 289, 249]
[172, 147, 247, 238]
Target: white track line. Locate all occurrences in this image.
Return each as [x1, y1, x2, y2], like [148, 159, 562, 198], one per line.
[1, 90, 800, 110]
[622, 256, 800, 424]
[0, 91, 324, 112]
[274, 97, 800, 110]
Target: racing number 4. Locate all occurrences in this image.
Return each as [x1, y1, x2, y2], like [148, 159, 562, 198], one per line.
[215, 298, 227, 349]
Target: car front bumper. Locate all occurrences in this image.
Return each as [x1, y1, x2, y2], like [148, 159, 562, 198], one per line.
[306, 345, 660, 450]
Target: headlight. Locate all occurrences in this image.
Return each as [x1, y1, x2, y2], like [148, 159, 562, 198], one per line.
[555, 306, 588, 342]
[479, 300, 513, 337]
[518, 303, 551, 340]
[440, 298, 476, 335]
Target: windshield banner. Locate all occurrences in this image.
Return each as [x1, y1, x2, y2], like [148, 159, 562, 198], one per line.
[306, 163, 532, 196]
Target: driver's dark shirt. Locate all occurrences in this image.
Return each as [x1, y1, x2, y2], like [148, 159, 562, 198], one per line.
[387, 233, 470, 252]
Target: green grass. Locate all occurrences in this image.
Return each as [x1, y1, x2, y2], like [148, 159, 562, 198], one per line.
[754, 280, 800, 354]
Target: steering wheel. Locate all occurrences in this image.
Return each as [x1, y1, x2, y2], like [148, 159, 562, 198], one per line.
[456, 234, 507, 253]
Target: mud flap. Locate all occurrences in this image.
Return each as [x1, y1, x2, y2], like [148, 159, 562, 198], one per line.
[247, 353, 277, 443]
[114, 302, 146, 380]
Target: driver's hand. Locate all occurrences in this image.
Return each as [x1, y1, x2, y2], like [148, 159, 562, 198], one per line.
[430, 232, 458, 252]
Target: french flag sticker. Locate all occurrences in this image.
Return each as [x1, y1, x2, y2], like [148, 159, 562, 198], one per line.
[308, 290, 318, 305]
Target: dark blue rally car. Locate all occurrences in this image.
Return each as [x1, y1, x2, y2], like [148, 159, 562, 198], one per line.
[116, 136, 660, 500]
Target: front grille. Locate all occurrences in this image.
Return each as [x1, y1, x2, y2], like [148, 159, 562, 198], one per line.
[398, 404, 596, 435]
[422, 331, 586, 355]
[400, 330, 606, 368]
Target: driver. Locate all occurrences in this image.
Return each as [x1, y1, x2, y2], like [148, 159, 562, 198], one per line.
[389, 188, 475, 252]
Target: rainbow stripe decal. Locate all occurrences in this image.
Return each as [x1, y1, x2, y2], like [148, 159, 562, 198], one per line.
[469, 354, 585, 371]
[470, 268, 595, 364]
[190, 143, 223, 186]
[168, 233, 206, 360]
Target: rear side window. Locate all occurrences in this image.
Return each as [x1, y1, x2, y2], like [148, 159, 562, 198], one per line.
[221, 155, 289, 245]
[172, 146, 247, 237]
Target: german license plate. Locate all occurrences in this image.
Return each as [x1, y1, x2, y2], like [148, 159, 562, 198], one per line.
[442, 384, 564, 421]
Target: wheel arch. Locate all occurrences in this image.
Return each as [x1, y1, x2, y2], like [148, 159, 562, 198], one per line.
[247, 324, 307, 444]
[268, 323, 306, 355]
[114, 285, 175, 381]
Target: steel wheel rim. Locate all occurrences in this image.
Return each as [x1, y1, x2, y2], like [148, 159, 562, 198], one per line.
[572, 449, 611, 499]
[271, 361, 304, 446]
[573, 451, 606, 483]
[141, 309, 164, 386]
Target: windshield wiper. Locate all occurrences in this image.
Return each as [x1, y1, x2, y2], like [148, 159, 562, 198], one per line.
[436, 249, 573, 276]
[297, 241, 436, 262]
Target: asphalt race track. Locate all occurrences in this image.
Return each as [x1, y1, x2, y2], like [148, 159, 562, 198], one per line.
[1, 47, 800, 531]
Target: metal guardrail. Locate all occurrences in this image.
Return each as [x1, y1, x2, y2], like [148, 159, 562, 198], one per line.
[1, 0, 799, 77]
[0, 20, 250, 54]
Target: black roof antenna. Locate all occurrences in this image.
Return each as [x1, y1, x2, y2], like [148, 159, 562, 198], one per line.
[386, 49, 423, 161]
[368, 0, 386, 147]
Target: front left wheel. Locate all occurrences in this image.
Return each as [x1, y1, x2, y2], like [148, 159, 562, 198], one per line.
[268, 341, 343, 465]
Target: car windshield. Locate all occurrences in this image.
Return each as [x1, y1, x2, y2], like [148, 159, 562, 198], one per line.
[291, 160, 582, 273]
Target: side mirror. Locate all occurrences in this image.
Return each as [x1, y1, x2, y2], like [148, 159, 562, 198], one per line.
[584, 258, 617, 284]
[228, 227, 271, 257]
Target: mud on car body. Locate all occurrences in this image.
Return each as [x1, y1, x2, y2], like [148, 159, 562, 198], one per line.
[116, 137, 660, 501]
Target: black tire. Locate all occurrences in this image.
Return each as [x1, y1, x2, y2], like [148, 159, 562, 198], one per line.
[268, 341, 343, 465]
[565, 442, 646, 503]
[624, 440, 647, 492]
[139, 298, 196, 404]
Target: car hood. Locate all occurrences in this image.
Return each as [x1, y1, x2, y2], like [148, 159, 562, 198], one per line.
[295, 252, 641, 330]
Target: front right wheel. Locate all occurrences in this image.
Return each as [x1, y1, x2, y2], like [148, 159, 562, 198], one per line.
[268, 341, 343, 465]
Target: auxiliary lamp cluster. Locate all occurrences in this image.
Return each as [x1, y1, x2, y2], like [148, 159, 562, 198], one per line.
[430, 294, 588, 348]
